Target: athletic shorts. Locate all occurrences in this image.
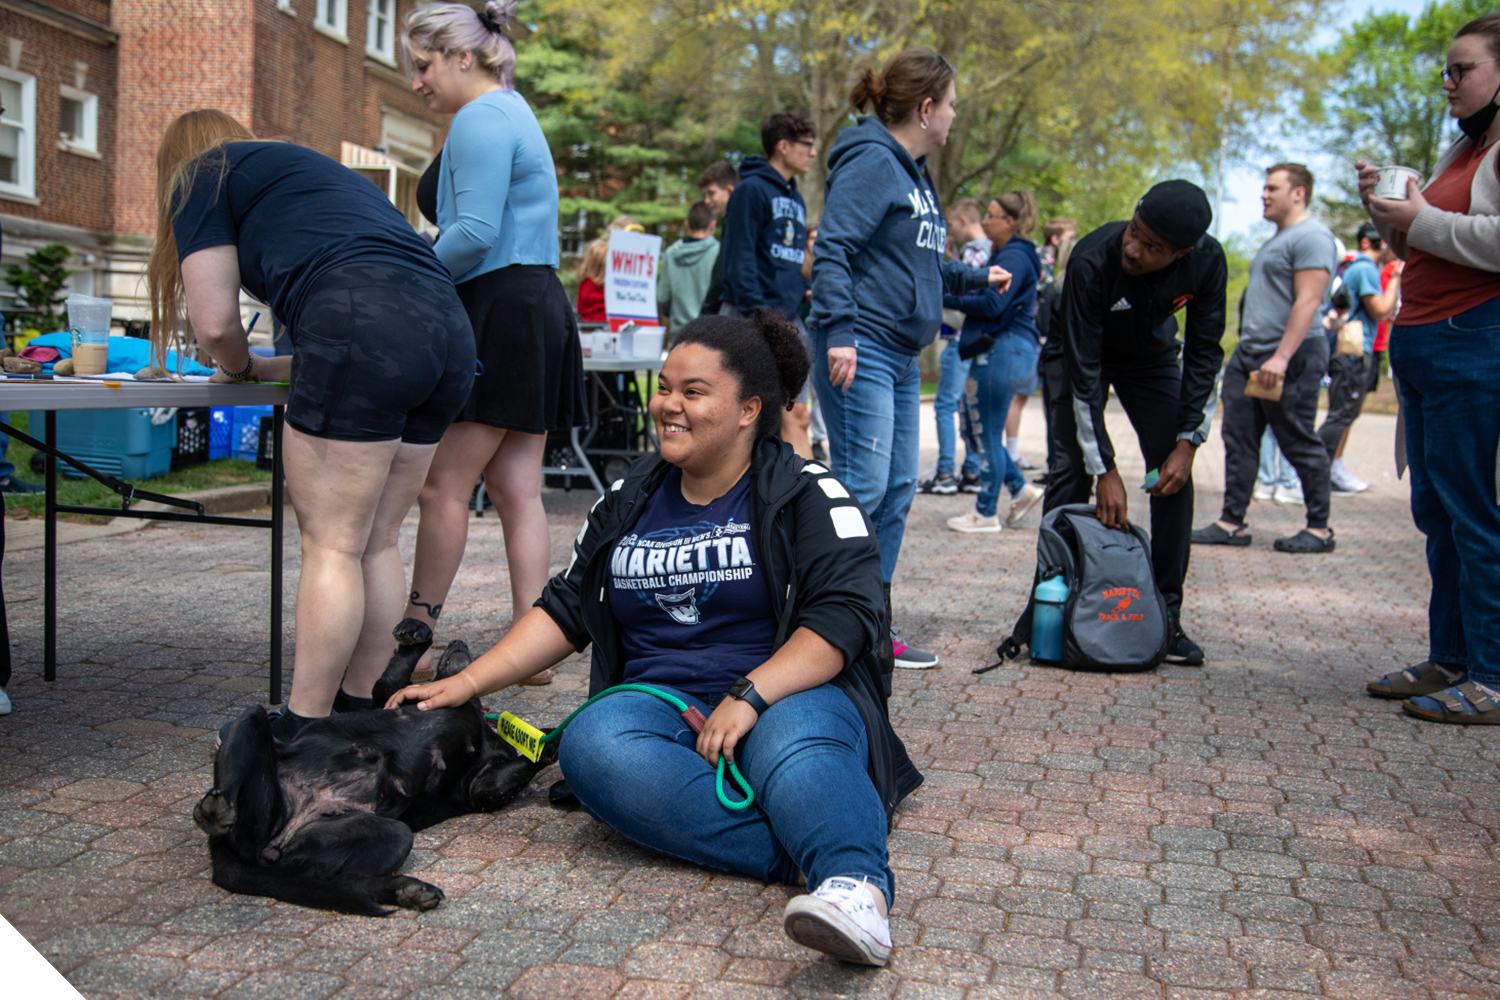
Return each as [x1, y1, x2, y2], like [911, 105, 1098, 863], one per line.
[286, 262, 476, 445]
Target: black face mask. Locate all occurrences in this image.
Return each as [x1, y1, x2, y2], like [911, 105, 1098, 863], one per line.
[1459, 80, 1500, 142]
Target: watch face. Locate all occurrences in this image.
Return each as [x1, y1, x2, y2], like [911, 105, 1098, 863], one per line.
[728, 677, 752, 699]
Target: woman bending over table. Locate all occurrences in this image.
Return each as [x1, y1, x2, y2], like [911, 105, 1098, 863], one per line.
[148, 109, 475, 741]
[387, 311, 922, 967]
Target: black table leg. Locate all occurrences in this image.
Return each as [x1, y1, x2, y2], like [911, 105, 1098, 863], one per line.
[44, 410, 55, 681]
[270, 406, 284, 706]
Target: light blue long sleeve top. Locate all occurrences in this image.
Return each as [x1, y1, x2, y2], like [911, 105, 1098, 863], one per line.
[433, 88, 560, 283]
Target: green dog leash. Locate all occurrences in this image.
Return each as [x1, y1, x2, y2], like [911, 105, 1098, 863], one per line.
[485, 683, 755, 811]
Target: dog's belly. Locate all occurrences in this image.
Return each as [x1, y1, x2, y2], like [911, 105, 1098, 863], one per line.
[264, 767, 383, 861]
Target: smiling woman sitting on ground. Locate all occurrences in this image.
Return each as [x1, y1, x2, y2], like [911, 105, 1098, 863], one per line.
[386, 309, 922, 967]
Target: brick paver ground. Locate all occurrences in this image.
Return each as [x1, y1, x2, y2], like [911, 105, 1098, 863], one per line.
[3, 401, 1495, 1000]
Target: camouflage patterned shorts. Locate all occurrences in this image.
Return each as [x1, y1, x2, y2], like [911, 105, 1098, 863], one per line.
[287, 262, 475, 444]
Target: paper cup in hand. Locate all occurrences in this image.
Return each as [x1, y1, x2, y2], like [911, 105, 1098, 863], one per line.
[1374, 166, 1421, 200]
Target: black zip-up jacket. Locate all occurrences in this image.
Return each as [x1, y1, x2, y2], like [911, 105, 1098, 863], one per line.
[535, 436, 923, 823]
[1059, 221, 1228, 475]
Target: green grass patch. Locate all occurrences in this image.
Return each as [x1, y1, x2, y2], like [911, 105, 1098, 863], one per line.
[2, 412, 271, 520]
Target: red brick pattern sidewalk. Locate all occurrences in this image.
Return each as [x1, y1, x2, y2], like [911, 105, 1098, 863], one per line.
[2, 408, 1496, 999]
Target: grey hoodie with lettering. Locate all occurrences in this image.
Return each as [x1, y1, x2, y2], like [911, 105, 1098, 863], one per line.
[810, 116, 988, 355]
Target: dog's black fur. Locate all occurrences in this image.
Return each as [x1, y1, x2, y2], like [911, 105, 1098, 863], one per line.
[194, 619, 555, 916]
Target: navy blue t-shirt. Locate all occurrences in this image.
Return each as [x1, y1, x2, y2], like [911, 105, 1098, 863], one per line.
[608, 468, 776, 701]
[171, 142, 450, 330]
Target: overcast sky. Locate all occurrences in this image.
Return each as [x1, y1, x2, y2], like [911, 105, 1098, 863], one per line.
[1217, 0, 1441, 241]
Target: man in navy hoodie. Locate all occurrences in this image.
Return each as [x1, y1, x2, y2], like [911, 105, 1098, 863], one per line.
[720, 112, 815, 455]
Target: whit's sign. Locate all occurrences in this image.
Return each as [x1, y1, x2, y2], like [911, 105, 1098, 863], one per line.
[604, 229, 663, 332]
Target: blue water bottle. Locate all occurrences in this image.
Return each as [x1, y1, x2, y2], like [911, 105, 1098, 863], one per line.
[1030, 575, 1069, 662]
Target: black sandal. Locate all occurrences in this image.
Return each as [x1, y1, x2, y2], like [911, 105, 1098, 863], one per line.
[1367, 661, 1465, 700]
[1273, 528, 1335, 553]
[1190, 522, 1252, 546]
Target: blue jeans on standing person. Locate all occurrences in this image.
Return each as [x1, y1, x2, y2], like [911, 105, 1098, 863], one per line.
[559, 683, 894, 907]
[934, 338, 980, 479]
[1257, 428, 1300, 490]
[965, 336, 1035, 518]
[1390, 295, 1500, 684]
[809, 328, 920, 582]
[0, 413, 15, 482]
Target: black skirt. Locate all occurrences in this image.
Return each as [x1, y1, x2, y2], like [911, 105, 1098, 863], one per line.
[455, 263, 587, 432]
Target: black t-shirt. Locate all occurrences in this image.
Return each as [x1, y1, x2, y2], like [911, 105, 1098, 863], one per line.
[607, 467, 776, 701]
[171, 142, 450, 330]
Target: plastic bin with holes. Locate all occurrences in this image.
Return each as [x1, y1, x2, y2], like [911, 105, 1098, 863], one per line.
[27, 406, 179, 479]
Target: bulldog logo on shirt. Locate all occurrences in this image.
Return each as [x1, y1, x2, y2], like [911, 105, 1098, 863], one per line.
[783, 220, 795, 246]
[654, 589, 702, 625]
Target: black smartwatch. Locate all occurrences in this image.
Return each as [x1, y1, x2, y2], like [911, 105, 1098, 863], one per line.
[726, 676, 769, 716]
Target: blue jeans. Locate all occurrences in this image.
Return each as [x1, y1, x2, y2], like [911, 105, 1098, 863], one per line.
[934, 338, 980, 478]
[0, 412, 15, 482]
[559, 683, 893, 907]
[1257, 428, 1301, 490]
[1390, 296, 1500, 683]
[965, 336, 1034, 518]
[809, 329, 920, 582]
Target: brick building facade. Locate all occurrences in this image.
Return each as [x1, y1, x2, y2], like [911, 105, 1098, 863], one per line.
[0, 0, 445, 325]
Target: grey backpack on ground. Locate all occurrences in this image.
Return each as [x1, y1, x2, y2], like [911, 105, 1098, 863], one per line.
[985, 503, 1170, 673]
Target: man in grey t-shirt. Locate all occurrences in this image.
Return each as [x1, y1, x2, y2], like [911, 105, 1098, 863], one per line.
[1193, 163, 1338, 553]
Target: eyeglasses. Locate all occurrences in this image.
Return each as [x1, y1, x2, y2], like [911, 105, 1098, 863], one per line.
[1443, 58, 1498, 84]
[792, 139, 816, 152]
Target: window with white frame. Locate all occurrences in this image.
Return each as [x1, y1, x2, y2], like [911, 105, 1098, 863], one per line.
[0, 70, 36, 198]
[366, 0, 395, 62]
[58, 86, 97, 153]
[314, 0, 347, 38]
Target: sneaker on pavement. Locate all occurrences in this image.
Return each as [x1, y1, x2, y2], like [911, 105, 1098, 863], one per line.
[928, 473, 961, 494]
[1005, 483, 1045, 527]
[947, 511, 1000, 533]
[1015, 456, 1039, 471]
[1330, 465, 1370, 495]
[1273, 484, 1304, 506]
[784, 877, 892, 967]
[0, 687, 11, 715]
[1252, 481, 1275, 502]
[960, 472, 982, 493]
[891, 628, 939, 669]
[1165, 618, 1204, 666]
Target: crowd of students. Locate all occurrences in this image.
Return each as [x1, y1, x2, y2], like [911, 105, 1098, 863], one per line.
[1, 0, 1496, 972]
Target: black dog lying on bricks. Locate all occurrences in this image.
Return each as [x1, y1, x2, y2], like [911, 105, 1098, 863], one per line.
[194, 619, 556, 916]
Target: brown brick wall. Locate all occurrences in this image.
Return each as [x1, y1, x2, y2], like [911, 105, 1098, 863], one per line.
[253, 0, 440, 159]
[110, 0, 254, 237]
[0, 7, 116, 234]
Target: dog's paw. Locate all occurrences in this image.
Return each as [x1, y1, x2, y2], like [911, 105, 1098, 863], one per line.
[193, 790, 236, 837]
[391, 618, 434, 647]
[391, 876, 444, 911]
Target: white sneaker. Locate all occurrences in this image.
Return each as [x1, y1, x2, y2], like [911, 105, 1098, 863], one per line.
[783, 877, 892, 967]
[1252, 482, 1275, 502]
[1273, 485, 1304, 506]
[0, 688, 11, 715]
[947, 511, 1000, 533]
[1330, 464, 1370, 495]
[1005, 483, 1045, 527]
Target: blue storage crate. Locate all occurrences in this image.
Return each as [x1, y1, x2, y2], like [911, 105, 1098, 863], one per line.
[209, 406, 233, 460]
[230, 405, 274, 463]
[28, 407, 175, 480]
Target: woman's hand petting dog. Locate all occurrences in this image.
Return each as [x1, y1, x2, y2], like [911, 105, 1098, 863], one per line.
[696, 696, 759, 768]
[385, 671, 480, 711]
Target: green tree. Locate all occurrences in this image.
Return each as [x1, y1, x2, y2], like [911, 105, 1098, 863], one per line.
[5, 244, 74, 333]
[1310, 0, 1493, 196]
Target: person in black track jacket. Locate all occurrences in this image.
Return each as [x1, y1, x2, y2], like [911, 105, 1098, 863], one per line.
[1043, 179, 1227, 667]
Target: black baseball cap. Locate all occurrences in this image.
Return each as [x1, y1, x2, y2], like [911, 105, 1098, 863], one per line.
[1136, 180, 1213, 249]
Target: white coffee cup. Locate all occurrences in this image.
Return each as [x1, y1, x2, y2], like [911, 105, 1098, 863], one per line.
[1374, 165, 1422, 200]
